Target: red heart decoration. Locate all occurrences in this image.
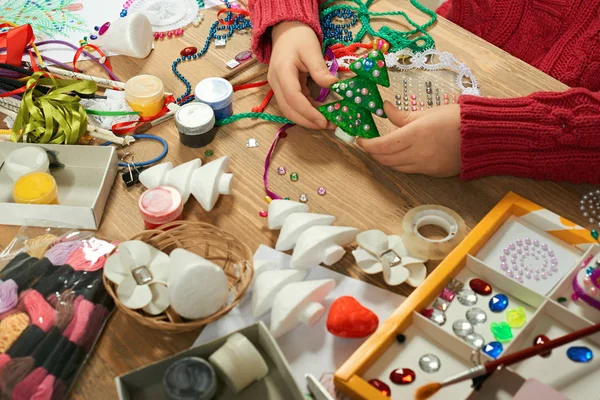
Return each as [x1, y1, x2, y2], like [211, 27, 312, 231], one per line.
[326, 296, 379, 338]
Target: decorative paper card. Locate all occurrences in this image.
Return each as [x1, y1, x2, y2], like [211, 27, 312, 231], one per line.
[194, 245, 405, 390]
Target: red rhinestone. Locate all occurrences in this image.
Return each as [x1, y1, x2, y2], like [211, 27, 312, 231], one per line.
[534, 334, 552, 358]
[258, 210, 268, 218]
[389, 368, 415, 385]
[180, 46, 197, 57]
[368, 379, 391, 396]
[420, 308, 434, 318]
[469, 278, 492, 295]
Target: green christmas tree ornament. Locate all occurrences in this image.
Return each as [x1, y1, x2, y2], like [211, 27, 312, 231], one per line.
[319, 49, 390, 142]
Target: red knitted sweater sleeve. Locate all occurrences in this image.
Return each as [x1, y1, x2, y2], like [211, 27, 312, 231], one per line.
[459, 88, 600, 184]
[248, 0, 322, 63]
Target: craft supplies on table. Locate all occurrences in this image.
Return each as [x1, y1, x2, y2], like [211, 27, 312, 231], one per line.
[125, 75, 165, 117]
[116, 322, 304, 400]
[195, 245, 406, 390]
[194, 78, 234, 120]
[175, 102, 218, 148]
[138, 186, 183, 229]
[92, 13, 154, 58]
[335, 192, 600, 400]
[0, 142, 118, 229]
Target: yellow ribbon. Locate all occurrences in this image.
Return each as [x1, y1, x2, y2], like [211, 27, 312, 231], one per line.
[10, 72, 97, 144]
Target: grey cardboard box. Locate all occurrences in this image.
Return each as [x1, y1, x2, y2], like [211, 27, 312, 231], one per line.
[0, 142, 118, 230]
[115, 322, 306, 400]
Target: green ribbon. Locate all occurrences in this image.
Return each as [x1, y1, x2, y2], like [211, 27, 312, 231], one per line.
[11, 72, 98, 145]
[85, 109, 140, 116]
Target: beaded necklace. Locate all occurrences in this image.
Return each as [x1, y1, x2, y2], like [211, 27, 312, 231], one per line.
[172, 1, 251, 105]
[319, 0, 437, 52]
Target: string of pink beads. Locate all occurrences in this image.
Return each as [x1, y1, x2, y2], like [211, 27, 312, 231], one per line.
[154, 28, 184, 40]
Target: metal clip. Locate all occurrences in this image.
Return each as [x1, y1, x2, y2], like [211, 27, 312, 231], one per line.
[120, 153, 144, 187]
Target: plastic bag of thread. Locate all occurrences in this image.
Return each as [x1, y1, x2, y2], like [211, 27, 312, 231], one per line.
[0, 228, 116, 399]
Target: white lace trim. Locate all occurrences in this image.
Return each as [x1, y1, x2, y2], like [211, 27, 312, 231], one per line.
[385, 49, 480, 96]
[327, 49, 481, 96]
[130, 0, 200, 33]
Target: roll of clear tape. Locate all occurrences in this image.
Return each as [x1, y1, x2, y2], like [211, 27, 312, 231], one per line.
[402, 205, 466, 260]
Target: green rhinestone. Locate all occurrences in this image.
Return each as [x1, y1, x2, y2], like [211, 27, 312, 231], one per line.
[557, 297, 567, 303]
[290, 172, 299, 182]
[592, 230, 599, 240]
[204, 149, 214, 157]
[490, 322, 513, 342]
[284, 197, 290, 200]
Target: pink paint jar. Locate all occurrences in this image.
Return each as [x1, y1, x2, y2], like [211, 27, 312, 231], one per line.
[138, 186, 183, 229]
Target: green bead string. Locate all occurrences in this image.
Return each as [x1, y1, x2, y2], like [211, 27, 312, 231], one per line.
[215, 112, 293, 126]
[319, 0, 437, 52]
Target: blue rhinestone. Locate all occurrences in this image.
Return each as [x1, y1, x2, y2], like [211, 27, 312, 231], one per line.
[489, 294, 509, 313]
[586, 266, 594, 276]
[90, 34, 98, 40]
[94, 26, 99, 31]
[567, 346, 593, 363]
[483, 342, 503, 359]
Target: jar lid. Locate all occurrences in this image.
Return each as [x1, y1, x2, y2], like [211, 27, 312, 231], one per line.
[5, 146, 49, 182]
[163, 357, 217, 400]
[175, 103, 215, 135]
[125, 75, 164, 101]
[13, 172, 57, 204]
[138, 186, 183, 224]
[194, 78, 233, 110]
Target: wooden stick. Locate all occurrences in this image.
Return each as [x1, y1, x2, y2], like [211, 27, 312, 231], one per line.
[221, 58, 259, 81]
[45, 66, 126, 90]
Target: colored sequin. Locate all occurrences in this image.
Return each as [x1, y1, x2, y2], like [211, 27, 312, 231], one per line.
[277, 166, 286, 175]
[264, 196, 272, 203]
[505, 307, 526, 328]
[567, 346, 593, 363]
[483, 341, 503, 359]
[258, 210, 268, 217]
[317, 186, 326, 196]
[490, 322, 513, 342]
[489, 294, 509, 312]
[557, 297, 567, 303]
[389, 368, 415, 385]
[368, 379, 391, 396]
[469, 278, 492, 295]
[204, 149, 213, 157]
[290, 172, 298, 181]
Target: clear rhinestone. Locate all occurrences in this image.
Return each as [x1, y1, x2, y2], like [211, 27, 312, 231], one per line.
[418, 354, 441, 373]
[380, 249, 401, 266]
[429, 309, 446, 326]
[446, 278, 464, 293]
[132, 266, 153, 285]
[466, 307, 487, 325]
[465, 332, 485, 349]
[433, 298, 450, 312]
[452, 319, 474, 338]
[457, 289, 478, 306]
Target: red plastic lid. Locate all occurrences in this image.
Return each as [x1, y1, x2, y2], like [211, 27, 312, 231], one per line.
[138, 186, 183, 225]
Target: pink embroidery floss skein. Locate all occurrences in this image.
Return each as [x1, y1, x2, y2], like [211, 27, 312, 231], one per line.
[44, 240, 83, 266]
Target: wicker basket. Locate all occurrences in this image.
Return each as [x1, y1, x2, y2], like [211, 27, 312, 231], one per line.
[103, 221, 253, 334]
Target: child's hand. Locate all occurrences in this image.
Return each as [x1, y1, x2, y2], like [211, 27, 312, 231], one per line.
[270, 21, 338, 129]
[357, 102, 462, 177]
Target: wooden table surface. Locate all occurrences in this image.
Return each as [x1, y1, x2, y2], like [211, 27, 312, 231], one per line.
[0, 1, 593, 399]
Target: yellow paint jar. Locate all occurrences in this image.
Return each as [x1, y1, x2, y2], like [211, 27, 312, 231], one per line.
[125, 75, 165, 117]
[13, 172, 59, 205]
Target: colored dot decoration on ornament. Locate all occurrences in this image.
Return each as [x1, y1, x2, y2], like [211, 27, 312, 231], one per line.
[469, 278, 492, 295]
[290, 172, 299, 182]
[258, 210, 268, 218]
[579, 190, 600, 228]
[498, 238, 558, 282]
[317, 186, 327, 196]
[505, 307, 526, 328]
[567, 346, 593, 363]
[204, 149, 213, 157]
[368, 379, 391, 396]
[389, 368, 415, 385]
[533, 334, 552, 358]
[277, 166, 286, 175]
[396, 334, 406, 343]
[489, 294, 509, 312]
[490, 322, 513, 342]
[299, 194, 308, 203]
[483, 341, 503, 359]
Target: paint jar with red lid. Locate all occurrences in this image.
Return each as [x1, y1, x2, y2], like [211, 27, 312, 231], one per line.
[138, 186, 183, 229]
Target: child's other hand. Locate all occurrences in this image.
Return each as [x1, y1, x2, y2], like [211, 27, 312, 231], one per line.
[357, 102, 461, 177]
[270, 21, 337, 130]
